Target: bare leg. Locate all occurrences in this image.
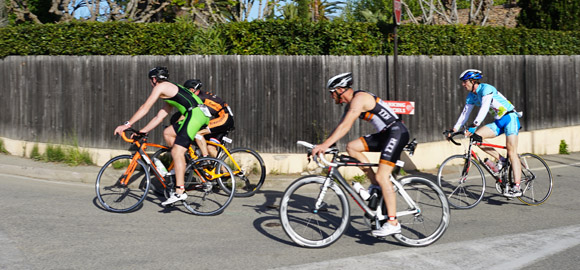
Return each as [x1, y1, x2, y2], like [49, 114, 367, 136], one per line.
[506, 134, 521, 185]
[475, 126, 503, 160]
[195, 128, 211, 157]
[163, 126, 176, 147]
[376, 163, 397, 226]
[171, 145, 188, 195]
[346, 138, 376, 184]
[207, 145, 218, 158]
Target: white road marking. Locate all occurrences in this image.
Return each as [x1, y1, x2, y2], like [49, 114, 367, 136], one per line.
[273, 224, 580, 270]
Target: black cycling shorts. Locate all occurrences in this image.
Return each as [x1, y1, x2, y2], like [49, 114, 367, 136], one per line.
[359, 121, 409, 166]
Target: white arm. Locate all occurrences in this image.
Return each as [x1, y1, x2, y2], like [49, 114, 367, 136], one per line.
[473, 94, 492, 126]
[454, 104, 474, 131]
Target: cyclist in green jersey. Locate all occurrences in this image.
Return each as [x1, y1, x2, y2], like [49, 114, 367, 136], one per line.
[114, 67, 209, 206]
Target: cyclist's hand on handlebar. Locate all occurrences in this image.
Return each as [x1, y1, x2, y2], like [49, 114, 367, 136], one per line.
[443, 129, 454, 140]
[114, 124, 129, 136]
[130, 132, 146, 140]
[464, 126, 477, 137]
[311, 143, 330, 158]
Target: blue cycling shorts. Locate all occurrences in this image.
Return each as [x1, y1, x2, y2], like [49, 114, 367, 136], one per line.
[485, 112, 520, 136]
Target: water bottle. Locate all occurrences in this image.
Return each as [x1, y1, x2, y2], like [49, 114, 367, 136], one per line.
[484, 158, 498, 173]
[352, 182, 371, 200]
[153, 157, 168, 176]
[367, 188, 381, 210]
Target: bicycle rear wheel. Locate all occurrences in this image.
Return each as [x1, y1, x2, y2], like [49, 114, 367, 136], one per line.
[437, 155, 486, 209]
[219, 147, 266, 197]
[95, 155, 150, 213]
[279, 176, 350, 248]
[182, 157, 236, 216]
[512, 153, 553, 205]
[391, 176, 450, 247]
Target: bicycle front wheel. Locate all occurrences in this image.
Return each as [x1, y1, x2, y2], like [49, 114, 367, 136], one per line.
[437, 155, 486, 209]
[95, 155, 150, 213]
[279, 176, 350, 248]
[182, 157, 236, 216]
[391, 176, 450, 247]
[219, 147, 266, 197]
[513, 153, 553, 206]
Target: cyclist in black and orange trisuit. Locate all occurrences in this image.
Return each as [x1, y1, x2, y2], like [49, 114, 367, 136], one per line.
[114, 67, 209, 206]
[311, 72, 410, 237]
[182, 79, 234, 158]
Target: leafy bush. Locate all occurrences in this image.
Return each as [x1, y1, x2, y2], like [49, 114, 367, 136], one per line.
[1, 21, 579, 57]
[0, 139, 9, 154]
[559, 140, 570, 155]
[28, 143, 94, 165]
[518, 0, 580, 31]
[30, 144, 42, 161]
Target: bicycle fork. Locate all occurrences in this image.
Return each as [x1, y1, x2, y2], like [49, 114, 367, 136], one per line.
[313, 177, 334, 213]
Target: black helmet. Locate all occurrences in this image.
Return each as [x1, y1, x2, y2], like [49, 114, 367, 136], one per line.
[148, 67, 169, 80]
[183, 79, 203, 90]
[326, 72, 353, 90]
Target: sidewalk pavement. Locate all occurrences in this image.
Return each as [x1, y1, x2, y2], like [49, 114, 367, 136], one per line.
[0, 153, 300, 191]
[2, 152, 579, 191]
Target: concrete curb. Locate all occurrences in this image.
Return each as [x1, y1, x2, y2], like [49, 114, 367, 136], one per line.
[0, 154, 300, 190]
[2, 125, 580, 178]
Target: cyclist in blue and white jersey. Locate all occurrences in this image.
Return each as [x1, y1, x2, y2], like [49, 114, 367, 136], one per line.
[312, 72, 410, 237]
[451, 69, 522, 197]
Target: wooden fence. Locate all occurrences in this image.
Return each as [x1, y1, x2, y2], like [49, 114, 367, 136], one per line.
[1, 55, 578, 153]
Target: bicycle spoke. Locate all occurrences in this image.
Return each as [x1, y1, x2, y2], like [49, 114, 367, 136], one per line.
[393, 176, 450, 247]
[95, 155, 150, 213]
[515, 153, 553, 206]
[437, 155, 486, 209]
[279, 176, 349, 248]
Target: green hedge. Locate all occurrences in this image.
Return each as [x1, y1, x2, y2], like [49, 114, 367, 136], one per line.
[1, 21, 579, 57]
[399, 24, 580, 55]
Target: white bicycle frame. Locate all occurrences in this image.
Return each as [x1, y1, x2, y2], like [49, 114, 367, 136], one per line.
[297, 141, 421, 224]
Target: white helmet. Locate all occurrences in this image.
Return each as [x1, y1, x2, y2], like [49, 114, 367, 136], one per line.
[326, 72, 353, 90]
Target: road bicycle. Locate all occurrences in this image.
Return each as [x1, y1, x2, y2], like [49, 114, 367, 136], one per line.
[437, 130, 553, 209]
[150, 130, 266, 197]
[279, 140, 450, 248]
[95, 128, 236, 215]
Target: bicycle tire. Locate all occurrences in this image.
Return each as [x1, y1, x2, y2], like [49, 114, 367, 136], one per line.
[95, 155, 150, 213]
[219, 147, 266, 197]
[390, 176, 450, 247]
[181, 157, 236, 216]
[510, 153, 553, 206]
[279, 176, 350, 248]
[437, 155, 486, 209]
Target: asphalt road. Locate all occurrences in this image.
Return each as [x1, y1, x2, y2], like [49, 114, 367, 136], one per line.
[1, 153, 579, 270]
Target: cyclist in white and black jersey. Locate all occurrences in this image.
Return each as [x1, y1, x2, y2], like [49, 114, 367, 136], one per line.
[312, 72, 410, 237]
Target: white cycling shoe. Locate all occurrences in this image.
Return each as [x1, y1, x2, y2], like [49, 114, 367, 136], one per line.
[161, 192, 188, 206]
[372, 222, 401, 237]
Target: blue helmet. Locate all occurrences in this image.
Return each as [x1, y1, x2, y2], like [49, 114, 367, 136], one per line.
[459, 69, 482, 81]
